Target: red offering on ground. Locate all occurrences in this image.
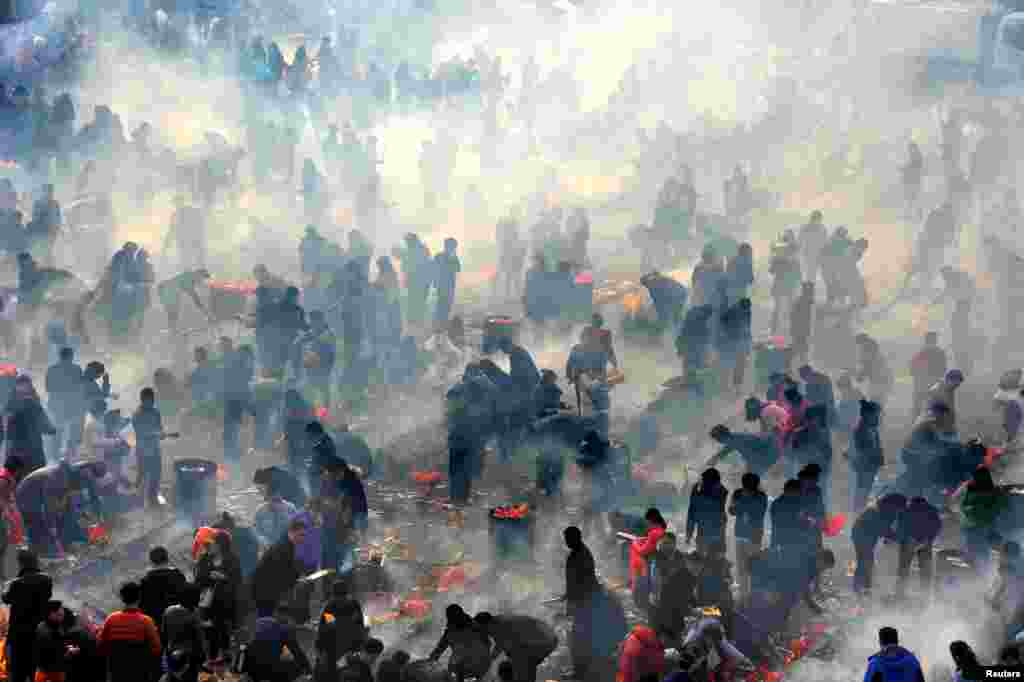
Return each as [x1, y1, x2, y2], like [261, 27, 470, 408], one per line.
[314, 406, 328, 419]
[413, 471, 442, 483]
[399, 598, 431, 619]
[208, 280, 259, 295]
[770, 336, 786, 348]
[985, 447, 1005, 468]
[0, 364, 16, 377]
[822, 513, 847, 537]
[575, 272, 594, 285]
[437, 566, 466, 591]
[87, 525, 110, 544]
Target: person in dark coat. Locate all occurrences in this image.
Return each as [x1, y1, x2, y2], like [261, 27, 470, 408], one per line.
[16, 461, 100, 557]
[428, 605, 493, 682]
[686, 468, 729, 555]
[707, 424, 779, 477]
[211, 512, 259, 580]
[648, 532, 696, 643]
[532, 369, 566, 418]
[281, 391, 312, 481]
[250, 519, 308, 617]
[34, 600, 70, 682]
[315, 580, 367, 679]
[895, 497, 941, 600]
[306, 421, 339, 496]
[640, 271, 688, 329]
[243, 607, 313, 682]
[4, 550, 53, 682]
[570, 585, 628, 681]
[790, 282, 815, 367]
[193, 531, 241, 663]
[433, 238, 461, 325]
[717, 298, 753, 393]
[792, 405, 834, 510]
[846, 400, 884, 515]
[474, 611, 558, 682]
[44, 346, 83, 461]
[563, 526, 598, 612]
[6, 375, 56, 473]
[222, 346, 254, 477]
[139, 546, 187, 629]
[769, 479, 814, 551]
[446, 365, 496, 505]
[729, 473, 768, 601]
[254, 466, 307, 509]
[851, 494, 907, 594]
[676, 305, 713, 377]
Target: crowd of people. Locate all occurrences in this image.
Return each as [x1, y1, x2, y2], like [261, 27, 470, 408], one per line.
[0, 0, 1016, 679]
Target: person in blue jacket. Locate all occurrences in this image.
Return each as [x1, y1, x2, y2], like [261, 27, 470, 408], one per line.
[863, 627, 925, 682]
[639, 271, 688, 331]
[851, 494, 907, 595]
[676, 305, 713, 377]
[707, 425, 778, 476]
[846, 400, 883, 515]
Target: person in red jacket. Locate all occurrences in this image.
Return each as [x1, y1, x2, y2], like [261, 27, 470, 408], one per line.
[628, 508, 668, 607]
[98, 581, 162, 682]
[616, 624, 665, 682]
[0, 455, 26, 579]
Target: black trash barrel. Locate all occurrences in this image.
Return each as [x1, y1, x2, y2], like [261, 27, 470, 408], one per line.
[488, 505, 534, 563]
[174, 458, 217, 525]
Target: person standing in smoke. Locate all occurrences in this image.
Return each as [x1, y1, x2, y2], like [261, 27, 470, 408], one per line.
[432, 238, 460, 327]
[855, 333, 894, 407]
[789, 282, 815, 368]
[301, 159, 327, 225]
[164, 195, 207, 271]
[676, 304, 713, 378]
[798, 210, 827, 286]
[496, 213, 525, 300]
[6, 375, 56, 474]
[935, 265, 976, 374]
[392, 233, 432, 326]
[156, 269, 211, 335]
[769, 231, 801, 336]
[445, 364, 495, 506]
[132, 388, 165, 509]
[44, 347, 83, 462]
[222, 346, 254, 481]
[27, 185, 60, 268]
[846, 399, 883, 515]
[4, 549, 52, 682]
[903, 141, 924, 219]
[909, 332, 947, 421]
[851, 493, 907, 595]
